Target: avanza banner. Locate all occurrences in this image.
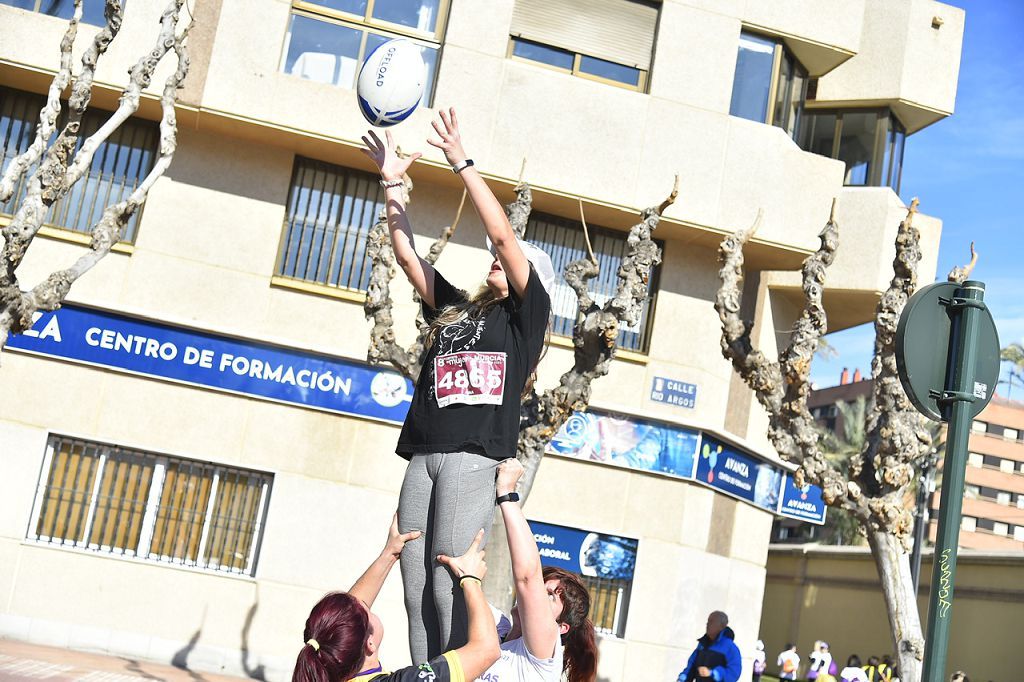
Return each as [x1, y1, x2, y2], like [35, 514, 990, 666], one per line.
[777, 473, 827, 524]
[695, 436, 783, 513]
[548, 411, 825, 525]
[529, 519, 639, 581]
[7, 305, 414, 425]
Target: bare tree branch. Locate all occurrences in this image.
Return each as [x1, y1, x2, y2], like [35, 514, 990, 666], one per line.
[0, 2, 82, 203]
[33, 10, 192, 315]
[577, 199, 597, 266]
[0, 0, 192, 353]
[364, 179, 468, 380]
[854, 199, 933, 536]
[505, 182, 532, 238]
[515, 180, 673, 500]
[715, 211, 785, 420]
[425, 189, 465, 266]
[715, 205, 849, 506]
[946, 241, 977, 284]
[715, 199, 931, 677]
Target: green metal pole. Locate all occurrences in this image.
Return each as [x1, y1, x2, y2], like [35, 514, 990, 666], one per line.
[921, 280, 987, 682]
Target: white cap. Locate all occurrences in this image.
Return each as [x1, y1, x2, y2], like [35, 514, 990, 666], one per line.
[486, 236, 556, 298]
[755, 640, 764, 651]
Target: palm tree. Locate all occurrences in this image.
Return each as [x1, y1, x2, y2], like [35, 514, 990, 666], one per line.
[1001, 342, 1024, 399]
[817, 396, 869, 545]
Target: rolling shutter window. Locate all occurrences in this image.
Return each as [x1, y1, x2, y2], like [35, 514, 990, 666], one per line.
[510, 0, 659, 70]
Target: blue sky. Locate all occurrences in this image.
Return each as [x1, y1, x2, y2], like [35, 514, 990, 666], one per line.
[809, 0, 1024, 392]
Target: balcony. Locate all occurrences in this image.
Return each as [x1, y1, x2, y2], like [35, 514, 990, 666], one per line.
[812, 0, 965, 133]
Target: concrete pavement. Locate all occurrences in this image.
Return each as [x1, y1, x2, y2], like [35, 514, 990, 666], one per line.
[0, 640, 253, 682]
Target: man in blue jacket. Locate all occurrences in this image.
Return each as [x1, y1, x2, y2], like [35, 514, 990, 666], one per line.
[677, 610, 742, 682]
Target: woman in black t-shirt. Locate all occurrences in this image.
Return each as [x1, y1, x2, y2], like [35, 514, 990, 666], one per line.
[291, 516, 498, 682]
[361, 109, 553, 663]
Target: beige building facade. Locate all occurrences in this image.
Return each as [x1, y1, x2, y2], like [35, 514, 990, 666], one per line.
[0, 1, 962, 679]
[762, 545, 1023, 682]
[941, 397, 1024, 550]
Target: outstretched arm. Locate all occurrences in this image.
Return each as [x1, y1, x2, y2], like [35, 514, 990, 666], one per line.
[437, 529, 501, 678]
[349, 514, 421, 608]
[496, 459, 561, 659]
[427, 108, 532, 298]
[361, 130, 439, 308]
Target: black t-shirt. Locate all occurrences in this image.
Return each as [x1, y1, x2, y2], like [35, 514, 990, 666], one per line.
[396, 266, 550, 461]
[355, 651, 465, 682]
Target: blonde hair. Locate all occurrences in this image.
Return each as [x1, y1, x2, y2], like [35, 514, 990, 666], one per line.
[425, 285, 502, 348]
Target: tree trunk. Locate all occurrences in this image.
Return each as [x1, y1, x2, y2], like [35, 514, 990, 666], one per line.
[867, 528, 925, 681]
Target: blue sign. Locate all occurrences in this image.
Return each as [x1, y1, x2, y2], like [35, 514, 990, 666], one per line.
[7, 305, 414, 425]
[530, 520, 638, 581]
[695, 436, 782, 512]
[778, 474, 827, 525]
[548, 411, 698, 478]
[650, 376, 697, 409]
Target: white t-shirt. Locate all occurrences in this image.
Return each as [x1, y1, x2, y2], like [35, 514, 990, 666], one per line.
[778, 650, 800, 679]
[840, 666, 869, 682]
[810, 651, 833, 673]
[475, 635, 563, 682]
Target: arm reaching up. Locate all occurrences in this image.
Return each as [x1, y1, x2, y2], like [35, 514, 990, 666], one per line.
[361, 129, 438, 307]
[437, 529, 501, 679]
[496, 458, 562, 659]
[427, 108, 532, 298]
[349, 513, 421, 608]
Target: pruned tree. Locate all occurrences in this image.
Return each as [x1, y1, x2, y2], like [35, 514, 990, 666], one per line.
[0, 0, 191, 352]
[716, 200, 979, 681]
[364, 170, 677, 607]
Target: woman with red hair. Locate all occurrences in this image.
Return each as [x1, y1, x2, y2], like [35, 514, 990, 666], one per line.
[292, 517, 499, 682]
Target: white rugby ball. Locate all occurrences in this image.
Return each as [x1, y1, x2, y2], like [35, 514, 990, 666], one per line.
[357, 39, 427, 127]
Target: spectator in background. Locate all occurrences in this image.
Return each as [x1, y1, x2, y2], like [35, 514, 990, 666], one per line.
[881, 655, 898, 682]
[839, 655, 868, 682]
[777, 643, 800, 681]
[863, 655, 892, 682]
[808, 641, 834, 681]
[752, 640, 767, 682]
[676, 611, 742, 682]
[949, 672, 969, 682]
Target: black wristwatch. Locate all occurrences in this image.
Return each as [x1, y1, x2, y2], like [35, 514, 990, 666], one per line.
[495, 491, 520, 505]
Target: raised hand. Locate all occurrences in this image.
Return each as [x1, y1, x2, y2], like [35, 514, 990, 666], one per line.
[437, 529, 488, 580]
[360, 129, 422, 182]
[496, 458, 524, 497]
[383, 512, 421, 560]
[426, 107, 467, 166]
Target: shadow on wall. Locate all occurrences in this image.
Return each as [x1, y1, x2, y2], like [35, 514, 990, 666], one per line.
[171, 629, 208, 681]
[241, 592, 268, 681]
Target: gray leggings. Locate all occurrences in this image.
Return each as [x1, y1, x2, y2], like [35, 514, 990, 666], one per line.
[397, 451, 498, 662]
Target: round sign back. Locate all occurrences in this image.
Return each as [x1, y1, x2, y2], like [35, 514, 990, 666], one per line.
[895, 281, 1001, 422]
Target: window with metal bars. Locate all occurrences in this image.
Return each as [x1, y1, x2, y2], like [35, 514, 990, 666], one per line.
[276, 156, 386, 292]
[27, 435, 272, 577]
[523, 212, 660, 352]
[0, 86, 158, 242]
[578, 573, 632, 638]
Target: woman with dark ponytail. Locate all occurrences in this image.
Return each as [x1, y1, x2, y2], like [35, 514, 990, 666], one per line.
[478, 460, 599, 682]
[292, 516, 499, 682]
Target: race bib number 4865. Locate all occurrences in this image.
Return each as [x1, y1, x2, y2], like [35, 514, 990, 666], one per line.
[434, 351, 507, 408]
